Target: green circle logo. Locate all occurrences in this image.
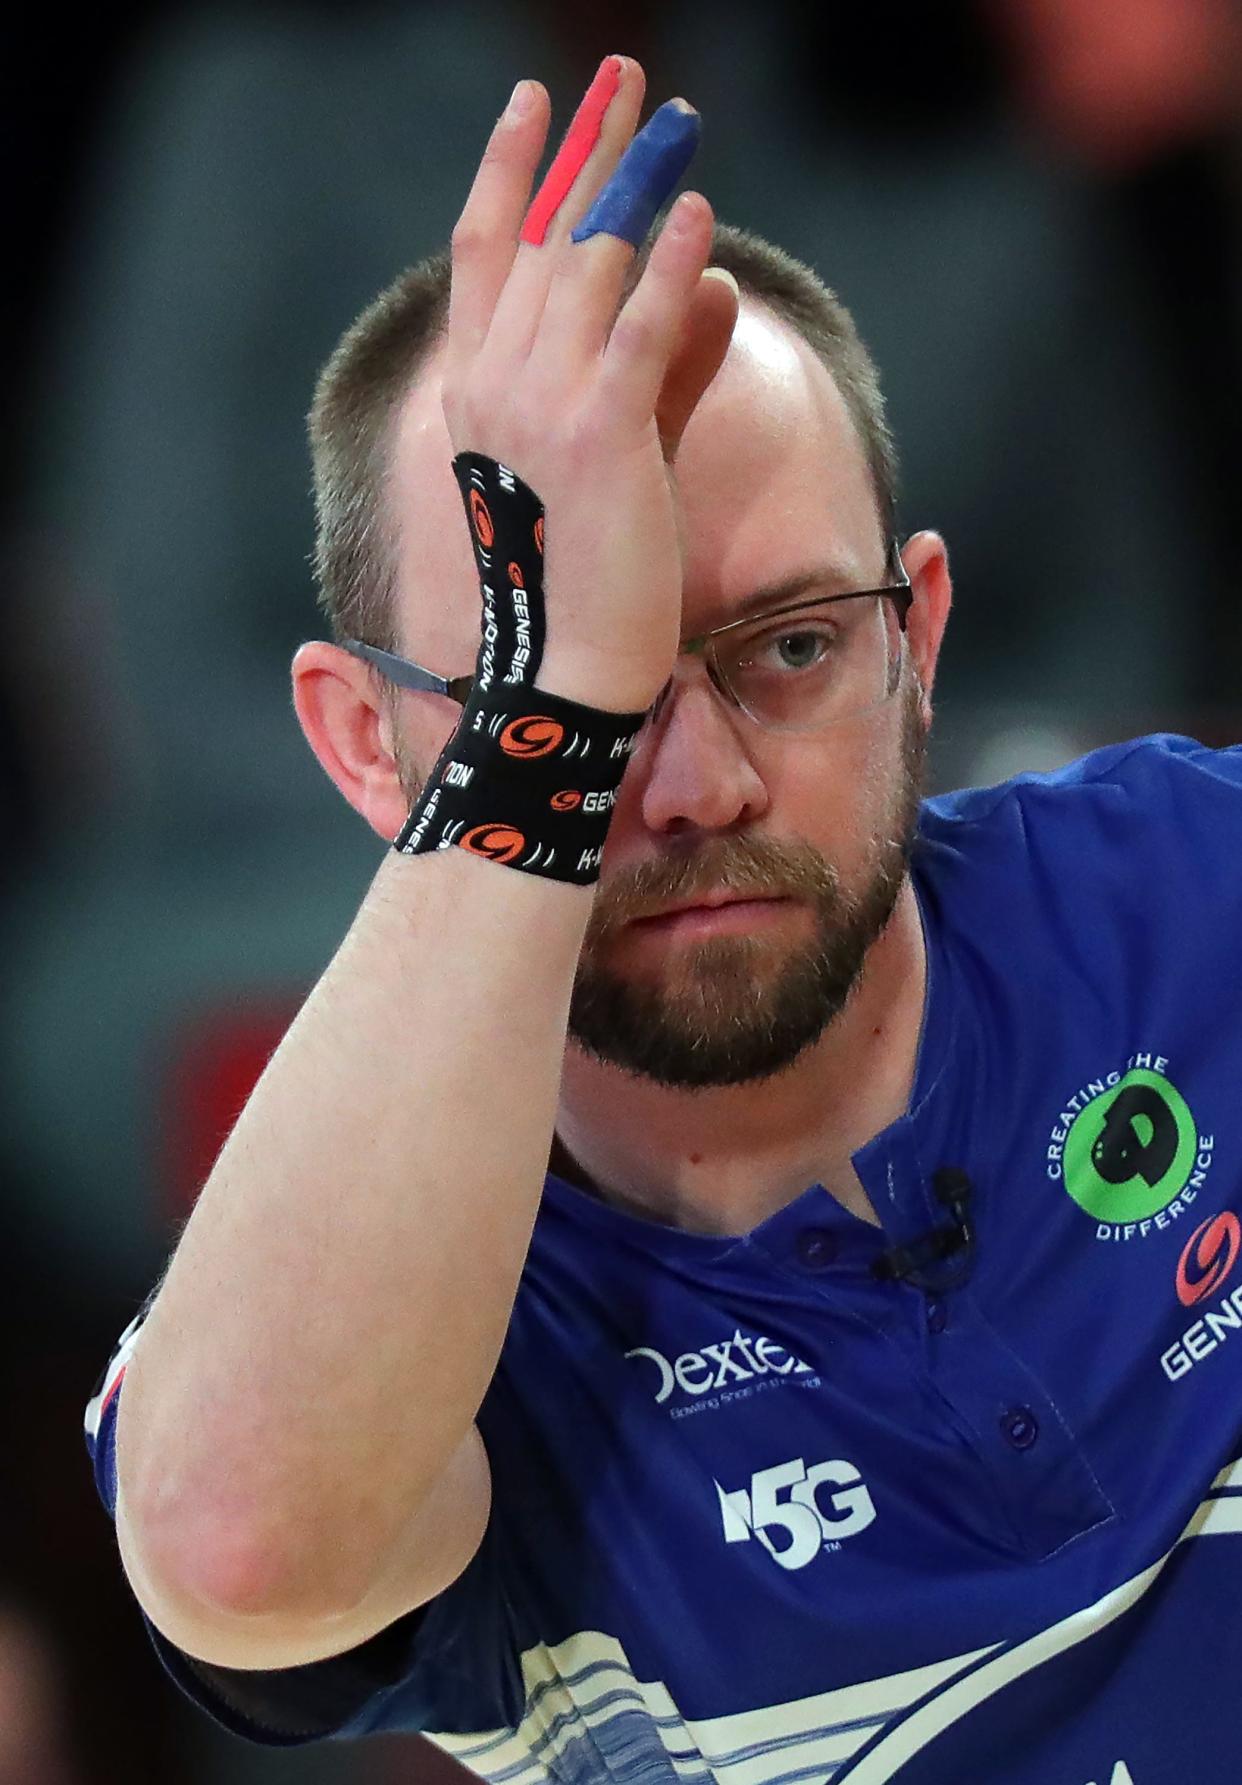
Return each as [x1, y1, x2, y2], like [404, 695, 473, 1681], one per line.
[1063, 1070, 1197, 1222]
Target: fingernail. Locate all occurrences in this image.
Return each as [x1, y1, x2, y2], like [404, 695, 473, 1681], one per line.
[667, 190, 701, 230]
[506, 79, 536, 121]
[701, 267, 738, 295]
[571, 101, 701, 248]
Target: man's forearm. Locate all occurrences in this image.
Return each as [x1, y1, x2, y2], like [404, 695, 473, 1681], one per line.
[115, 845, 590, 1621]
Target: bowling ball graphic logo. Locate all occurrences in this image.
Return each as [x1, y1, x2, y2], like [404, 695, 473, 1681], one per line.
[1062, 1071, 1197, 1224]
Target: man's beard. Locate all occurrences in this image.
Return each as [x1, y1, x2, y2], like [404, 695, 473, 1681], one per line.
[567, 684, 926, 1090]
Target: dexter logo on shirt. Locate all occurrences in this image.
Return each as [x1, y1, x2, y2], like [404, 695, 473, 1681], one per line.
[625, 1327, 818, 1417]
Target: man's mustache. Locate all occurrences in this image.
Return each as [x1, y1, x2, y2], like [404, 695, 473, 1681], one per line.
[585, 835, 843, 941]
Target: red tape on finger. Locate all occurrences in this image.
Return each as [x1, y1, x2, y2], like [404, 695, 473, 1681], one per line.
[520, 56, 622, 247]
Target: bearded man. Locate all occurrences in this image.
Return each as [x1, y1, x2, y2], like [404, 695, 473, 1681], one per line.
[87, 54, 1242, 1785]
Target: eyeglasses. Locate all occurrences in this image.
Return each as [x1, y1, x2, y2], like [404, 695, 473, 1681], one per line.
[340, 544, 912, 738]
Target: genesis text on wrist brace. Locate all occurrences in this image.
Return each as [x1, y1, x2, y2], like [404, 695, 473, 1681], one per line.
[394, 453, 648, 884]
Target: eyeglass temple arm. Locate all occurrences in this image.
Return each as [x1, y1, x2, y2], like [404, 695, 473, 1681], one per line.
[340, 640, 473, 705]
[340, 538, 909, 706]
[886, 539, 912, 630]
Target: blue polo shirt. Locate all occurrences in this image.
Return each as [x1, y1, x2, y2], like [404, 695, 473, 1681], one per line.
[86, 733, 1242, 1784]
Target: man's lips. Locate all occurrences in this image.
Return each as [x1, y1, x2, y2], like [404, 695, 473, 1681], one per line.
[634, 892, 785, 920]
[626, 894, 794, 935]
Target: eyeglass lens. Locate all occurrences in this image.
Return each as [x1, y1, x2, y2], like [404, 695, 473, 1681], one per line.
[710, 594, 905, 734]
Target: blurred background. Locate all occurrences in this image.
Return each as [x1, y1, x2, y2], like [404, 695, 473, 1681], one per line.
[3, 0, 1240, 1779]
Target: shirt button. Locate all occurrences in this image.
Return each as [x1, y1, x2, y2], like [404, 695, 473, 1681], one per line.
[795, 1228, 837, 1269]
[926, 1299, 947, 1334]
[1000, 1406, 1039, 1451]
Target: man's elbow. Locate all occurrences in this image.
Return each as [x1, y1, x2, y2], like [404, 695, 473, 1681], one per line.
[114, 1480, 360, 1668]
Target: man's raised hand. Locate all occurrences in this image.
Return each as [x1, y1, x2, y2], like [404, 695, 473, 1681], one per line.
[441, 58, 738, 714]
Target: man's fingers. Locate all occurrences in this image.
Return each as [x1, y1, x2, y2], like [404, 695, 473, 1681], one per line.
[655, 266, 739, 460]
[597, 192, 718, 432]
[536, 101, 702, 371]
[519, 58, 623, 247]
[570, 101, 701, 251]
[446, 81, 551, 362]
[484, 58, 645, 361]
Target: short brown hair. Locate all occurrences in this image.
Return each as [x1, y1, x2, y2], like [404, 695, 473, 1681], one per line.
[308, 224, 898, 650]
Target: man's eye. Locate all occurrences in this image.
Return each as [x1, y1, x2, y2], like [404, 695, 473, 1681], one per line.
[771, 630, 828, 670]
[737, 627, 835, 674]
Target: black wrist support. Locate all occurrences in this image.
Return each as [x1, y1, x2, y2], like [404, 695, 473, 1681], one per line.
[394, 453, 648, 884]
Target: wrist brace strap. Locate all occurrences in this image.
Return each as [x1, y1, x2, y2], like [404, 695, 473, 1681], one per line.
[394, 453, 648, 884]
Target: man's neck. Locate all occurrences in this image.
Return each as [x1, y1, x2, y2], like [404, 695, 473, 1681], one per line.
[553, 879, 928, 1237]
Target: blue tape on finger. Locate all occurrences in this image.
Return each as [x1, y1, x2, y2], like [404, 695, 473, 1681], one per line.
[571, 101, 701, 247]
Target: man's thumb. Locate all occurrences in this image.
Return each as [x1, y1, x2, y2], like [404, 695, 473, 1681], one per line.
[655, 266, 739, 461]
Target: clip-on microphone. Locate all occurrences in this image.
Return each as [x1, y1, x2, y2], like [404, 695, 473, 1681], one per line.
[871, 1167, 975, 1291]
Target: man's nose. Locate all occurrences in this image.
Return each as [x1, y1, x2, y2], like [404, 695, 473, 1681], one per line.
[635, 660, 770, 837]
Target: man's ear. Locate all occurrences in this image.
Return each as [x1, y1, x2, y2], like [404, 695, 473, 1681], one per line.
[897, 531, 952, 727]
[291, 641, 412, 842]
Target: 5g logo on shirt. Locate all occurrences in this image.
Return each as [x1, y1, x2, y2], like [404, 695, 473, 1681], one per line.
[715, 1458, 876, 1570]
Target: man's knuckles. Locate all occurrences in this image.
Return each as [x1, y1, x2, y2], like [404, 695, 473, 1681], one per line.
[449, 218, 496, 264]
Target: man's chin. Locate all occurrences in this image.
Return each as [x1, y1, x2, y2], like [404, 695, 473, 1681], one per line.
[566, 945, 856, 1091]
[598, 927, 773, 993]
[565, 1011, 838, 1092]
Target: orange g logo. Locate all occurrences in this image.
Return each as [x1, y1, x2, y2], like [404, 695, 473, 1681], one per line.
[469, 490, 494, 547]
[534, 516, 544, 554]
[1176, 1212, 1242, 1307]
[459, 823, 525, 864]
[508, 561, 525, 589]
[499, 716, 564, 759]
[550, 789, 581, 812]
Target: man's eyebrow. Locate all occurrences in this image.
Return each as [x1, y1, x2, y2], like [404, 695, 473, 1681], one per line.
[728, 561, 870, 622]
